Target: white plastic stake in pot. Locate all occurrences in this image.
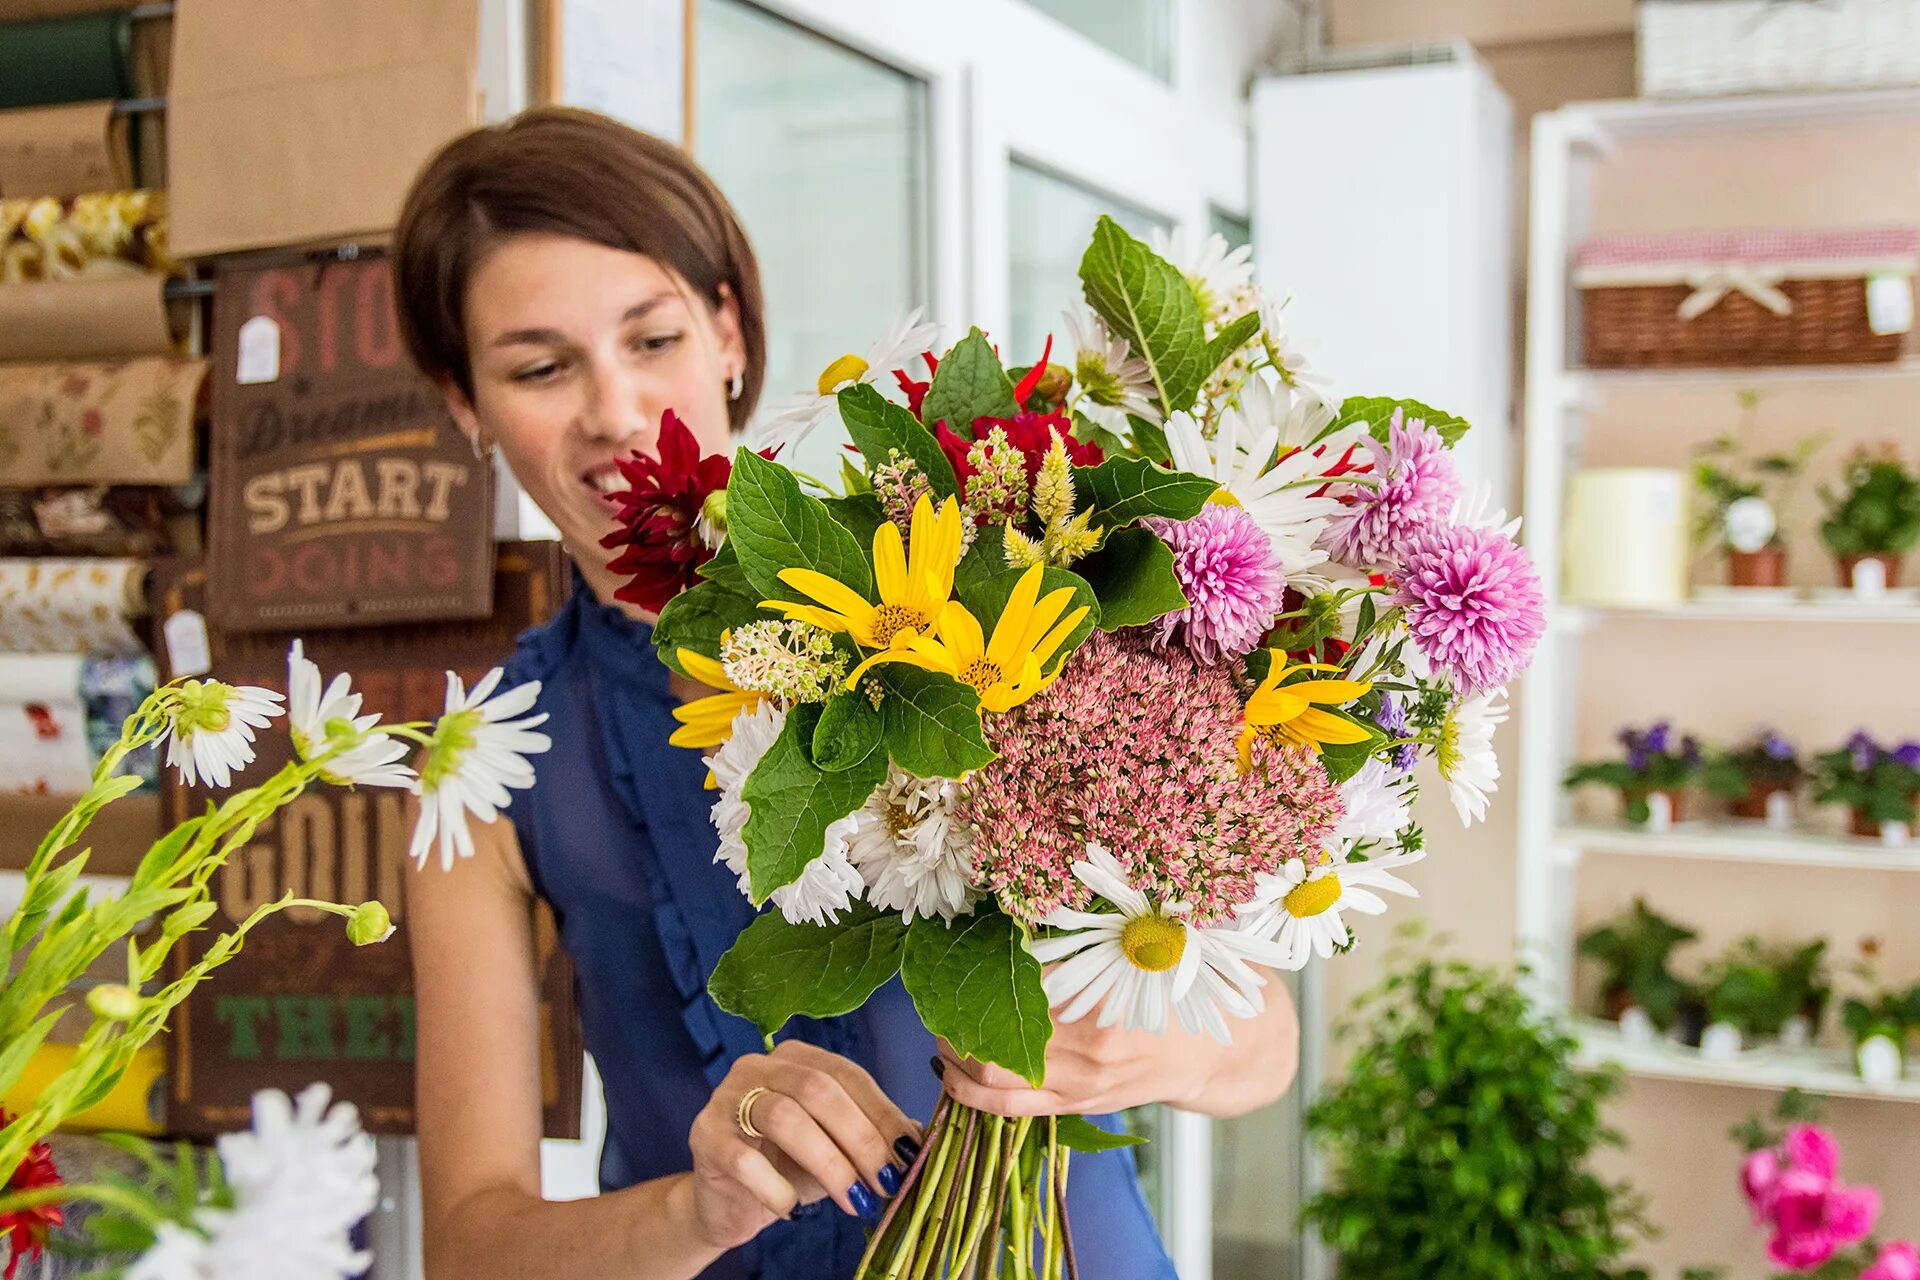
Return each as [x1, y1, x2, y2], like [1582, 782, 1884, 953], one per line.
[1779, 1015, 1813, 1050]
[1646, 791, 1675, 833]
[1700, 1021, 1744, 1061]
[1881, 820, 1911, 848]
[1618, 1006, 1658, 1048]
[1858, 1035, 1904, 1087]
[1851, 556, 1888, 600]
[1765, 791, 1794, 830]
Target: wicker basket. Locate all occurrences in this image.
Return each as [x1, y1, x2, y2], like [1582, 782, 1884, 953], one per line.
[1574, 228, 1918, 368]
[1639, 0, 1920, 98]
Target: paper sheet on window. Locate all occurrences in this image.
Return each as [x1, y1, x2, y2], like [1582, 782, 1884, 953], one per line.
[560, 0, 685, 143]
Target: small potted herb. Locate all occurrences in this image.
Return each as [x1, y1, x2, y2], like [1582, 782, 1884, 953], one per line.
[1692, 394, 1822, 588]
[1578, 898, 1697, 1031]
[1699, 936, 1822, 1056]
[1842, 937, 1918, 1086]
[1565, 721, 1702, 828]
[1814, 732, 1920, 841]
[1819, 444, 1920, 592]
[1703, 729, 1805, 824]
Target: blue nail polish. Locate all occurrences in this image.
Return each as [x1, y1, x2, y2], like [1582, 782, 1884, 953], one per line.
[893, 1135, 921, 1165]
[848, 1181, 881, 1223]
[878, 1163, 902, 1196]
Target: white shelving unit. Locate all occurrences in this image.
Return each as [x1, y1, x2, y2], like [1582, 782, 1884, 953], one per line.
[1515, 89, 1920, 1099]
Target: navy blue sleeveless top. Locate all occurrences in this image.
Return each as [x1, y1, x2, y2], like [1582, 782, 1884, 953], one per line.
[500, 576, 1176, 1280]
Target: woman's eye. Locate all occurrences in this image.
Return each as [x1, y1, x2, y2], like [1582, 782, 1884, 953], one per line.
[634, 331, 682, 355]
[511, 362, 563, 383]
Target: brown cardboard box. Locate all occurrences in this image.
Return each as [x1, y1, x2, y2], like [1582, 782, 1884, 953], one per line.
[166, 0, 481, 258]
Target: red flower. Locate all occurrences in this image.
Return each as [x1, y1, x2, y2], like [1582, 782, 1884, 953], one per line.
[599, 409, 732, 614]
[2, 1114, 63, 1280]
[973, 411, 1105, 482]
[893, 351, 938, 419]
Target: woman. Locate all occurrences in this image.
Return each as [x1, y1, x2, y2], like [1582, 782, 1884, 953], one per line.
[396, 107, 1301, 1280]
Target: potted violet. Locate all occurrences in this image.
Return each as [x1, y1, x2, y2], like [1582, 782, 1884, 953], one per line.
[1704, 729, 1805, 827]
[1578, 897, 1697, 1042]
[1691, 395, 1822, 589]
[1565, 721, 1702, 830]
[1814, 733, 1920, 843]
[1819, 444, 1920, 594]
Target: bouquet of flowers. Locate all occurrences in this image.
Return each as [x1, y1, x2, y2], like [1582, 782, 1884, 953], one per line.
[606, 217, 1544, 1277]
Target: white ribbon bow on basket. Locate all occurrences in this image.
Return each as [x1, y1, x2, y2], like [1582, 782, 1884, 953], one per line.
[1677, 265, 1795, 320]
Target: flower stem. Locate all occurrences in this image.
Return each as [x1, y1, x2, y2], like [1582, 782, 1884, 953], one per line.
[857, 1098, 949, 1280]
[882, 1104, 959, 1280]
[0, 1178, 169, 1229]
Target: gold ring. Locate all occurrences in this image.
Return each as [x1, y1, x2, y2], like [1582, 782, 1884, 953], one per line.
[736, 1085, 772, 1139]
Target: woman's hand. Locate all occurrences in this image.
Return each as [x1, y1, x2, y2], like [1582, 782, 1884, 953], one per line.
[683, 1040, 923, 1252]
[936, 977, 1299, 1120]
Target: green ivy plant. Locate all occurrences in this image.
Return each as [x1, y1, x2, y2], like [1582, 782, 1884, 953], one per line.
[1304, 945, 1652, 1280]
[1578, 898, 1698, 1030]
[1819, 446, 1920, 558]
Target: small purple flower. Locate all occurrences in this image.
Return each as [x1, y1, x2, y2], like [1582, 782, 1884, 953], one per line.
[1616, 726, 1640, 751]
[1762, 731, 1796, 762]
[1319, 411, 1463, 568]
[1142, 505, 1288, 666]
[1848, 730, 1880, 773]
[1644, 721, 1673, 756]
[1376, 694, 1419, 774]
[1894, 742, 1920, 770]
[1681, 734, 1702, 769]
[1392, 521, 1545, 692]
[1627, 747, 1651, 773]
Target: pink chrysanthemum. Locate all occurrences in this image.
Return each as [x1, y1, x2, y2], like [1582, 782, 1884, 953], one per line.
[1320, 411, 1461, 568]
[958, 629, 1342, 924]
[1392, 521, 1544, 692]
[1142, 506, 1288, 665]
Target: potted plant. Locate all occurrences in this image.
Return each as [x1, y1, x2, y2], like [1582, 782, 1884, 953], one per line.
[1565, 721, 1703, 828]
[1703, 728, 1806, 824]
[1691, 394, 1823, 588]
[1578, 898, 1697, 1031]
[1814, 732, 1920, 840]
[1699, 936, 1816, 1056]
[1842, 937, 1919, 1086]
[1819, 444, 1920, 591]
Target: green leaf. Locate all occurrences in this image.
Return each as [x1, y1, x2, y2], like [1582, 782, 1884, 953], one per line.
[698, 541, 753, 595]
[953, 564, 1099, 675]
[902, 909, 1051, 1084]
[920, 327, 1017, 434]
[128, 815, 206, 892]
[1206, 310, 1261, 377]
[811, 693, 883, 773]
[877, 666, 996, 778]
[1127, 414, 1174, 466]
[1316, 712, 1387, 784]
[741, 704, 887, 902]
[1078, 215, 1211, 415]
[838, 383, 959, 497]
[709, 903, 909, 1037]
[1337, 396, 1471, 448]
[1055, 1113, 1148, 1152]
[822, 492, 886, 548]
[1076, 455, 1216, 529]
[953, 524, 1009, 598]
[652, 578, 765, 675]
[0, 1008, 61, 1100]
[1074, 527, 1187, 630]
[727, 448, 874, 605]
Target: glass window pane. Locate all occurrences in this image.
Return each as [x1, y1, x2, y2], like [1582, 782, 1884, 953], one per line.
[1024, 0, 1173, 81]
[696, 0, 931, 472]
[1008, 159, 1168, 361]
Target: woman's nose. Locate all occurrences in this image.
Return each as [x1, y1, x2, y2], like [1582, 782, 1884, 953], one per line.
[579, 360, 659, 448]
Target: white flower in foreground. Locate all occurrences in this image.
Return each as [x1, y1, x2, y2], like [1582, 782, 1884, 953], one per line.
[1437, 686, 1507, 826]
[1450, 479, 1524, 540]
[410, 668, 552, 871]
[163, 680, 283, 788]
[129, 1084, 377, 1280]
[1151, 227, 1254, 328]
[1030, 843, 1269, 1044]
[709, 702, 866, 924]
[1331, 757, 1414, 846]
[1062, 306, 1159, 437]
[756, 308, 942, 451]
[286, 641, 414, 790]
[846, 766, 979, 922]
[1255, 293, 1335, 399]
[1237, 848, 1424, 971]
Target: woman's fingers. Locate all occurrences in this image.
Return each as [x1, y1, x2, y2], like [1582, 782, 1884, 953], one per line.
[702, 1134, 801, 1220]
[741, 1081, 875, 1218]
[773, 1041, 921, 1169]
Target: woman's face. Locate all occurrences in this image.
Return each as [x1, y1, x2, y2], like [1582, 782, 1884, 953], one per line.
[447, 232, 743, 602]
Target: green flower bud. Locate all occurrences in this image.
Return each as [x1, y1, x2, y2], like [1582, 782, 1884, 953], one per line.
[87, 983, 142, 1022]
[346, 901, 395, 946]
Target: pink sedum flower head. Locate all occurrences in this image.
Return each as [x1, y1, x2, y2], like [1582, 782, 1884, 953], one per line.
[1393, 521, 1545, 692]
[1319, 410, 1461, 568]
[1865, 1242, 1920, 1280]
[1143, 506, 1288, 665]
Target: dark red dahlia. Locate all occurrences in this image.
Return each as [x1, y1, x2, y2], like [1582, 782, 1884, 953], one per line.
[2, 1114, 62, 1280]
[599, 408, 732, 614]
[893, 351, 938, 419]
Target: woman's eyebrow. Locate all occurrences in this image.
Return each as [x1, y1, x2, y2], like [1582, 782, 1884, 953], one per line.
[489, 292, 681, 348]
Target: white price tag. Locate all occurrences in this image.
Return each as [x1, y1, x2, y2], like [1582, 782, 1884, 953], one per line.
[163, 609, 213, 678]
[237, 315, 282, 385]
[1866, 273, 1914, 337]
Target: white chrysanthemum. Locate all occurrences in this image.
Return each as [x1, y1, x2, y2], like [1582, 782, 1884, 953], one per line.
[755, 308, 941, 451]
[163, 680, 283, 788]
[286, 641, 414, 790]
[708, 702, 867, 924]
[1062, 306, 1159, 437]
[1029, 843, 1271, 1044]
[846, 766, 979, 922]
[409, 667, 552, 871]
[1237, 848, 1424, 970]
[1150, 228, 1254, 328]
[1332, 757, 1413, 846]
[1437, 686, 1507, 826]
[130, 1084, 378, 1280]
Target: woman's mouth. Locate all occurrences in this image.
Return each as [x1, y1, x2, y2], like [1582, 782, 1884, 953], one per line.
[581, 462, 630, 513]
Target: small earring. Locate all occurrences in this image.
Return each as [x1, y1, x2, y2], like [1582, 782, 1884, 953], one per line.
[469, 431, 494, 462]
[728, 370, 744, 402]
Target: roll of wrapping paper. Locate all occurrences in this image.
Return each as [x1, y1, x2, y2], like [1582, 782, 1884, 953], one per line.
[0, 10, 134, 110]
[0, 272, 182, 359]
[1562, 468, 1690, 607]
[0, 557, 146, 654]
[2, 1042, 164, 1135]
[0, 651, 91, 791]
[0, 357, 204, 486]
[1, 189, 177, 279]
[0, 100, 131, 199]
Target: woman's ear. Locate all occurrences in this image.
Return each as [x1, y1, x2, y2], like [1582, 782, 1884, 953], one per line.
[713, 282, 747, 377]
[437, 376, 490, 456]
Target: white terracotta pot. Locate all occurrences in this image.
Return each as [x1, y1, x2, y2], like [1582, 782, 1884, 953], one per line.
[1618, 1006, 1659, 1047]
[1700, 1021, 1744, 1061]
[1857, 1035, 1904, 1087]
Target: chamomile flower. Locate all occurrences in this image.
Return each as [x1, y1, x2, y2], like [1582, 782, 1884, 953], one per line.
[409, 668, 552, 871]
[1062, 306, 1159, 436]
[162, 680, 283, 788]
[755, 308, 941, 451]
[1030, 843, 1270, 1044]
[1257, 293, 1335, 399]
[1238, 847, 1424, 970]
[1165, 398, 1353, 576]
[1150, 228, 1254, 329]
[1436, 686, 1507, 826]
[286, 642, 413, 790]
[845, 766, 979, 922]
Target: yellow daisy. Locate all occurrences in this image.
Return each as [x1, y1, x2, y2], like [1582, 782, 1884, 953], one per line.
[899, 563, 1092, 713]
[768, 494, 966, 685]
[668, 647, 765, 751]
[1237, 653, 1373, 766]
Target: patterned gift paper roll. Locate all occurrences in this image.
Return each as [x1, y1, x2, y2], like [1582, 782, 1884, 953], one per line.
[1563, 468, 1690, 607]
[0, 272, 179, 360]
[0, 355, 204, 486]
[0, 556, 145, 654]
[0, 651, 91, 792]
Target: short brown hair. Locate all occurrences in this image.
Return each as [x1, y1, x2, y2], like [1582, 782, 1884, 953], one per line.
[393, 106, 765, 427]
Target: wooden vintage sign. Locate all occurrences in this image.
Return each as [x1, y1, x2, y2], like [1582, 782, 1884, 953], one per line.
[206, 252, 494, 632]
[156, 542, 583, 1137]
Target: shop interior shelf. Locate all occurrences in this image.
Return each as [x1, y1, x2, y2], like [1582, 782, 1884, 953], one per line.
[1564, 356, 1920, 391]
[1554, 599, 1920, 627]
[1558, 823, 1920, 871]
[1577, 1019, 1920, 1103]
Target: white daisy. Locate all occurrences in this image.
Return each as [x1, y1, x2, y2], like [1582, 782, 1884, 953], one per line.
[1237, 847, 1424, 970]
[708, 702, 868, 925]
[1234, 377, 1343, 453]
[1029, 843, 1270, 1044]
[1062, 306, 1160, 436]
[286, 641, 414, 790]
[1165, 399, 1352, 576]
[162, 680, 284, 788]
[409, 668, 552, 871]
[845, 766, 979, 922]
[1256, 292, 1336, 400]
[1331, 757, 1413, 846]
[1450, 480, 1524, 540]
[1150, 227, 1255, 328]
[755, 308, 942, 451]
[1437, 686, 1507, 826]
